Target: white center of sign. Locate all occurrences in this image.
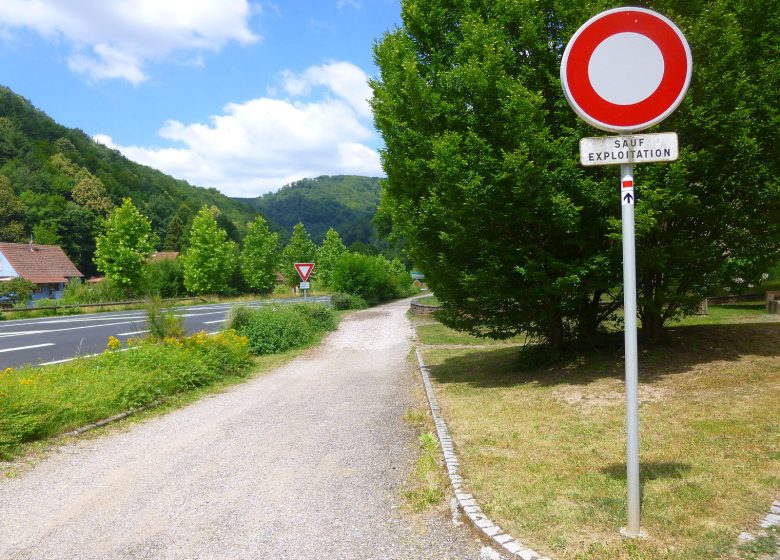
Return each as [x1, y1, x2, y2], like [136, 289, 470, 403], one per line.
[588, 32, 665, 105]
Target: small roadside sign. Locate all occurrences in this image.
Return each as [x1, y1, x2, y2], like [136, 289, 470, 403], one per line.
[580, 132, 678, 166]
[294, 263, 315, 282]
[299, 281, 310, 290]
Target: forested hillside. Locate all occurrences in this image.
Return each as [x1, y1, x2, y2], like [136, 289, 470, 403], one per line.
[236, 175, 381, 247]
[0, 86, 257, 276]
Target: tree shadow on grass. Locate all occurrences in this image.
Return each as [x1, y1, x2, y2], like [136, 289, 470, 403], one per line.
[426, 322, 780, 389]
[601, 461, 691, 482]
[601, 462, 693, 506]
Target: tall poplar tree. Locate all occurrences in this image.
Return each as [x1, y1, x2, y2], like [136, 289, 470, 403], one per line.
[182, 206, 236, 295]
[240, 216, 280, 294]
[94, 198, 158, 291]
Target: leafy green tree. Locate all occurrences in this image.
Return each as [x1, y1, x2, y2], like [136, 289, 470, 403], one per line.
[280, 222, 317, 286]
[371, 0, 780, 347]
[94, 198, 159, 291]
[240, 215, 280, 294]
[630, 1, 780, 338]
[162, 214, 186, 251]
[315, 228, 347, 288]
[71, 171, 113, 216]
[182, 206, 237, 295]
[371, 0, 619, 348]
[0, 175, 26, 242]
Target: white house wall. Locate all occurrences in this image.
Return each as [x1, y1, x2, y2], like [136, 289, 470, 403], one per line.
[0, 251, 19, 279]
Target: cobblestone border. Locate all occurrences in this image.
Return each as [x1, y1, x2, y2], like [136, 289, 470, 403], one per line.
[415, 349, 551, 560]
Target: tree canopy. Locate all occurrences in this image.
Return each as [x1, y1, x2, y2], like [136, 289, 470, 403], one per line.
[94, 198, 158, 291]
[371, 0, 780, 347]
[240, 216, 280, 294]
[182, 206, 237, 295]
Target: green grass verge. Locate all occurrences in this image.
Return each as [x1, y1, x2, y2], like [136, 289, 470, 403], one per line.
[0, 331, 252, 460]
[416, 305, 780, 560]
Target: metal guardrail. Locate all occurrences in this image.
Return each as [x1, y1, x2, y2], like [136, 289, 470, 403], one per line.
[0, 297, 207, 313]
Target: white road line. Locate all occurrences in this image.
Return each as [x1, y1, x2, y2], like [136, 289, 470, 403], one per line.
[202, 320, 224, 324]
[0, 343, 55, 353]
[40, 347, 133, 366]
[115, 330, 149, 336]
[182, 311, 228, 318]
[0, 330, 50, 338]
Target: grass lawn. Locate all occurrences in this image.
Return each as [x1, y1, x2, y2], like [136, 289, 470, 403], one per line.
[414, 307, 780, 559]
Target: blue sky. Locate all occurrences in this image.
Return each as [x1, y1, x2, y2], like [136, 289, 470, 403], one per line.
[0, 0, 401, 197]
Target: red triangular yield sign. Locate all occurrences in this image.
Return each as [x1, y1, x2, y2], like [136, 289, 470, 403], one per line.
[294, 262, 315, 282]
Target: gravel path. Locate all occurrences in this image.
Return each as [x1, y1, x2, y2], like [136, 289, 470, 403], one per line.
[0, 299, 491, 560]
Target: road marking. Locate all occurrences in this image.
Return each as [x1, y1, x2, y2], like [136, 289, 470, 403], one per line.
[0, 343, 55, 353]
[39, 347, 133, 366]
[202, 320, 224, 324]
[115, 330, 149, 336]
[0, 330, 50, 338]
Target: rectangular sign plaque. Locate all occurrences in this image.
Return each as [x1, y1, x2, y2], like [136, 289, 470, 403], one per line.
[580, 132, 678, 167]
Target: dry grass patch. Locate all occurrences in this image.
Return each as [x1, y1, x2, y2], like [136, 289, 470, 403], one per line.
[419, 319, 779, 560]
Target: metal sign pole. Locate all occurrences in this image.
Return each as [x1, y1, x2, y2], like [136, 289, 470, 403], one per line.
[620, 162, 642, 537]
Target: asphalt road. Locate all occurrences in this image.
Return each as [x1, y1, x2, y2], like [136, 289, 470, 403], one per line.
[0, 296, 330, 369]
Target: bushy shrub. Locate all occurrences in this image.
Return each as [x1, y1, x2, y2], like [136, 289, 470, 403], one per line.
[330, 253, 416, 305]
[330, 291, 368, 310]
[290, 303, 338, 332]
[233, 306, 316, 355]
[141, 258, 185, 298]
[230, 304, 337, 355]
[224, 304, 254, 331]
[0, 278, 35, 306]
[60, 277, 128, 305]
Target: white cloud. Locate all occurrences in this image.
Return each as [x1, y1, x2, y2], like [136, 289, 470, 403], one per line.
[280, 61, 373, 117]
[0, 0, 259, 83]
[94, 62, 383, 198]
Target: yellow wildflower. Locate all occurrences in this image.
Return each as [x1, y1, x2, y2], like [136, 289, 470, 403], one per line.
[105, 336, 122, 352]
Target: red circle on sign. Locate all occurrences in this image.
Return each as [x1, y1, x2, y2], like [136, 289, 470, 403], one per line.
[561, 8, 692, 132]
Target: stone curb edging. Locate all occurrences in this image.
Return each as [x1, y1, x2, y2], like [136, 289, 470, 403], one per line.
[414, 349, 551, 560]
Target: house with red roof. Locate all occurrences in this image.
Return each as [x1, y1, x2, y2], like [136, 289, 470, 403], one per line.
[0, 242, 83, 301]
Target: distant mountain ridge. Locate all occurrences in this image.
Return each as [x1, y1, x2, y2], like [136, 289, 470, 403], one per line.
[0, 85, 383, 276]
[236, 175, 382, 245]
[0, 85, 257, 276]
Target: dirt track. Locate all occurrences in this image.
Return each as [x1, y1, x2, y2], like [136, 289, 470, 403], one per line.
[0, 299, 488, 559]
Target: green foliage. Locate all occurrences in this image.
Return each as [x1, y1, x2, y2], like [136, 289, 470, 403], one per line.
[290, 303, 338, 332]
[60, 277, 127, 305]
[144, 297, 186, 340]
[0, 330, 251, 458]
[240, 215, 280, 294]
[0, 175, 26, 242]
[315, 228, 348, 288]
[94, 198, 158, 291]
[140, 258, 185, 298]
[330, 291, 368, 310]
[0, 278, 35, 306]
[280, 222, 317, 286]
[0, 86, 256, 275]
[182, 206, 237, 295]
[330, 253, 412, 305]
[371, 0, 780, 346]
[237, 175, 381, 245]
[229, 304, 336, 355]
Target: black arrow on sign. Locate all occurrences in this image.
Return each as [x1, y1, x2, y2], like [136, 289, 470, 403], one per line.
[623, 192, 634, 205]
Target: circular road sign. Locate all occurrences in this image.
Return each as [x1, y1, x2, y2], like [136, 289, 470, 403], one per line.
[561, 7, 692, 133]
